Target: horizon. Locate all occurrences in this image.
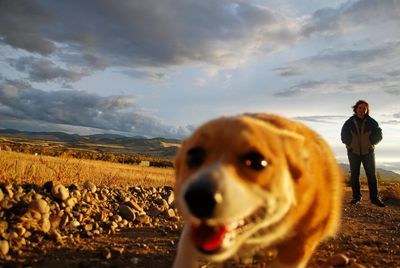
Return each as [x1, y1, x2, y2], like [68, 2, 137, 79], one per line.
[0, 1, 399, 173]
[1, 126, 399, 175]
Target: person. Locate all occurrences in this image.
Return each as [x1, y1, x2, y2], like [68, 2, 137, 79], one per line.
[341, 100, 385, 207]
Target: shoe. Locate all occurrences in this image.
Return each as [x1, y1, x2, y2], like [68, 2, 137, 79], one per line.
[371, 199, 385, 207]
[350, 198, 361, 204]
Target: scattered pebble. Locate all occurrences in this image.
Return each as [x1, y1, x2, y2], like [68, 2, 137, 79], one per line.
[328, 253, 350, 266]
[0, 181, 178, 260]
[0, 240, 9, 256]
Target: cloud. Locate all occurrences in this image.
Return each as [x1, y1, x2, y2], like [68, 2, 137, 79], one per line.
[381, 120, 400, 126]
[303, 41, 400, 68]
[0, 0, 299, 72]
[301, 0, 400, 37]
[0, 79, 190, 138]
[292, 115, 346, 124]
[273, 66, 304, 77]
[274, 80, 352, 97]
[275, 75, 400, 97]
[274, 41, 400, 97]
[0, 1, 56, 55]
[7, 56, 89, 84]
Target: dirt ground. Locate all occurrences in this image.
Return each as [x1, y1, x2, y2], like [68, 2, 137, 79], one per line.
[2, 186, 400, 268]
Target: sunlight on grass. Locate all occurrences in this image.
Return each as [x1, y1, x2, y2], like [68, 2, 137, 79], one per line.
[0, 151, 175, 187]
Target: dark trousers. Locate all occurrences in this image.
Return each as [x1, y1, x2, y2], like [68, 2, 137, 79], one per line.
[347, 150, 379, 201]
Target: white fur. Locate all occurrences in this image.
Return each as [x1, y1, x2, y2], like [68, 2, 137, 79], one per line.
[173, 164, 297, 268]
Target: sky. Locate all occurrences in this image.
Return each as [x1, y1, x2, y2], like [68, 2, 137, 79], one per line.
[0, 0, 399, 172]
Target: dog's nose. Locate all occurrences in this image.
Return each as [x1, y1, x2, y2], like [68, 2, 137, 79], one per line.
[184, 178, 221, 219]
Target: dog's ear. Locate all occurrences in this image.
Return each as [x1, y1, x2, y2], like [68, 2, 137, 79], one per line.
[282, 132, 308, 181]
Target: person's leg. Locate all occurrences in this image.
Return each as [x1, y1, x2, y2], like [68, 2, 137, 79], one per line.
[362, 151, 385, 206]
[362, 151, 378, 200]
[348, 151, 362, 201]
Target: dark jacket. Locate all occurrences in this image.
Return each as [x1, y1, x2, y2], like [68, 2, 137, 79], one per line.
[341, 115, 382, 155]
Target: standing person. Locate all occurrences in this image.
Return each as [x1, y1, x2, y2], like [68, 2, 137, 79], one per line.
[341, 100, 385, 207]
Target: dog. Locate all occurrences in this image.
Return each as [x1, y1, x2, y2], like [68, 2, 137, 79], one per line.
[173, 113, 343, 268]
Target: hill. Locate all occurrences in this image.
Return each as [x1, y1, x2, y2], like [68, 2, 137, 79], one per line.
[0, 129, 180, 159]
[339, 163, 400, 181]
[1, 128, 399, 179]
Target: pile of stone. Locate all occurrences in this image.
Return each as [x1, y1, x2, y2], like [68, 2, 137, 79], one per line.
[0, 181, 179, 258]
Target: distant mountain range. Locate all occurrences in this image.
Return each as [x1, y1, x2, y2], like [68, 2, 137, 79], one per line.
[1, 128, 399, 179]
[0, 128, 180, 158]
[339, 163, 400, 181]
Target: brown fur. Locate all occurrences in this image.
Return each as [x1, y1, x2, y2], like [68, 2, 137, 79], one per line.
[174, 113, 343, 267]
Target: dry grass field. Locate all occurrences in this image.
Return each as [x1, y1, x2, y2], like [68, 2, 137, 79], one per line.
[0, 151, 175, 188]
[1, 150, 400, 267]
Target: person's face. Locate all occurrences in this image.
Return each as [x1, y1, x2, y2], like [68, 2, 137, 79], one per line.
[356, 103, 368, 118]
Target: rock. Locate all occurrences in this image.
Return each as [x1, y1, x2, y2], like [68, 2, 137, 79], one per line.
[147, 205, 161, 217]
[68, 184, 79, 192]
[0, 240, 9, 255]
[29, 199, 50, 214]
[118, 205, 136, 221]
[49, 214, 61, 230]
[102, 248, 112, 260]
[43, 181, 54, 192]
[68, 220, 80, 229]
[83, 181, 97, 193]
[165, 208, 176, 218]
[124, 199, 144, 212]
[4, 183, 13, 198]
[166, 192, 175, 205]
[64, 197, 78, 208]
[84, 223, 94, 232]
[111, 246, 125, 255]
[328, 253, 350, 266]
[40, 218, 51, 233]
[0, 221, 8, 234]
[52, 184, 70, 201]
[156, 198, 169, 211]
[137, 214, 151, 225]
[0, 183, 186, 263]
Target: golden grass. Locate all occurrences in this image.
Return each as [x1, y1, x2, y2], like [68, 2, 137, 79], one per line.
[380, 182, 400, 203]
[0, 150, 175, 188]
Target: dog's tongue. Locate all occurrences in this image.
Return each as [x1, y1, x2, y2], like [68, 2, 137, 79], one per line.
[190, 223, 227, 252]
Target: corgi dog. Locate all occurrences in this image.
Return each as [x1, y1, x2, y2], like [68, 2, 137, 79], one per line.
[173, 114, 342, 268]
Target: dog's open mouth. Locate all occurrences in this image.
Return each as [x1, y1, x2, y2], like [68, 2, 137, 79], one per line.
[190, 206, 267, 254]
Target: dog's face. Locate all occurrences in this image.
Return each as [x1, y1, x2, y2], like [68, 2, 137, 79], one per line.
[174, 115, 307, 261]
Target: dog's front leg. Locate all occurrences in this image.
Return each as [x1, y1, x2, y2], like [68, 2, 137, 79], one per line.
[172, 225, 198, 268]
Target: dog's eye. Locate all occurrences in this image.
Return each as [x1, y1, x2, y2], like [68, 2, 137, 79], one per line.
[240, 151, 268, 171]
[186, 147, 206, 168]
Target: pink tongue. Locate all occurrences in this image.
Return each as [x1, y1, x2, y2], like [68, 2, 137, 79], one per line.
[190, 223, 227, 252]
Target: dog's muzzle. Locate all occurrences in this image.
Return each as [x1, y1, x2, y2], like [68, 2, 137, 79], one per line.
[184, 177, 221, 219]
[183, 176, 230, 253]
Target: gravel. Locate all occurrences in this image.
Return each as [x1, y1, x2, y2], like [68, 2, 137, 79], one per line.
[0, 181, 180, 264]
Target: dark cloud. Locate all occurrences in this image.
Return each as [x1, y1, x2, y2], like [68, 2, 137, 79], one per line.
[118, 69, 167, 81]
[7, 56, 89, 83]
[0, 0, 294, 71]
[0, 1, 55, 55]
[273, 66, 303, 77]
[0, 79, 190, 138]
